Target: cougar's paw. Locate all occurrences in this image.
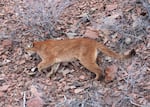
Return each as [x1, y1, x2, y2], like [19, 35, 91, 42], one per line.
[95, 74, 105, 81]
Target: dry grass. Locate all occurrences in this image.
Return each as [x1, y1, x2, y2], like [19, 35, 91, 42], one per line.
[15, 0, 74, 38]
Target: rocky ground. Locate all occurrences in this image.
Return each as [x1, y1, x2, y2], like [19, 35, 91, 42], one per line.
[0, 0, 150, 107]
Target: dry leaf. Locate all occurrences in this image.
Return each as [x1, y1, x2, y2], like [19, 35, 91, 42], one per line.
[0, 85, 10, 91]
[106, 4, 118, 11]
[124, 5, 134, 12]
[125, 37, 132, 45]
[2, 39, 12, 48]
[112, 91, 121, 97]
[102, 13, 121, 26]
[79, 75, 85, 80]
[59, 68, 74, 76]
[26, 97, 44, 107]
[104, 94, 113, 105]
[30, 85, 43, 97]
[16, 59, 26, 65]
[105, 65, 118, 82]
[143, 85, 150, 90]
[5, 105, 13, 107]
[74, 88, 84, 93]
[0, 91, 4, 97]
[84, 27, 99, 39]
[66, 32, 77, 38]
[146, 26, 150, 33]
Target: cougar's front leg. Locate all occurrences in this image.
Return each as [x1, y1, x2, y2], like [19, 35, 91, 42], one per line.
[37, 57, 56, 72]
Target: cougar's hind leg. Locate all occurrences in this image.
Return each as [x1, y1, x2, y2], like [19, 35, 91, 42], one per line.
[37, 57, 55, 72]
[80, 60, 103, 80]
[79, 49, 104, 80]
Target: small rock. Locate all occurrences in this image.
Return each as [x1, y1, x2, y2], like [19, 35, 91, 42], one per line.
[105, 56, 112, 62]
[0, 78, 5, 84]
[131, 14, 137, 20]
[3, 59, 11, 64]
[100, 29, 113, 36]
[16, 48, 23, 55]
[74, 88, 84, 93]
[19, 59, 26, 65]
[79, 75, 85, 80]
[105, 65, 118, 83]
[124, 5, 134, 12]
[26, 97, 44, 107]
[118, 84, 127, 90]
[78, 13, 89, 19]
[132, 18, 142, 28]
[72, 81, 83, 87]
[30, 85, 43, 97]
[5, 105, 13, 107]
[125, 37, 132, 44]
[0, 91, 4, 97]
[70, 86, 76, 89]
[27, 67, 37, 76]
[62, 69, 74, 76]
[0, 85, 10, 92]
[111, 33, 118, 39]
[104, 95, 113, 105]
[1, 54, 7, 59]
[106, 4, 118, 11]
[66, 32, 77, 39]
[31, 67, 37, 72]
[0, 77, 4, 81]
[147, 39, 150, 48]
[84, 27, 99, 39]
[64, 86, 70, 90]
[64, 85, 76, 90]
[146, 26, 150, 33]
[0, 59, 11, 66]
[89, 8, 97, 14]
[112, 91, 121, 97]
[0, 47, 3, 52]
[2, 39, 12, 48]
[78, 13, 90, 24]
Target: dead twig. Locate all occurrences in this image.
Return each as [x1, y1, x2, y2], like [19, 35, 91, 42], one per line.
[129, 99, 142, 107]
[23, 91, 26, 107]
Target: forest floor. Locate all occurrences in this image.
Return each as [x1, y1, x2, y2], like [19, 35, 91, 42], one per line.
[0, 0, 150, 107]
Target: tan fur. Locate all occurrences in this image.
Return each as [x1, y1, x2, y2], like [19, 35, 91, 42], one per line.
[26, 38, 135, 80]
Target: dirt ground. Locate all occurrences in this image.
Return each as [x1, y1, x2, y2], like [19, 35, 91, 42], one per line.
[0, 0, 150, 107]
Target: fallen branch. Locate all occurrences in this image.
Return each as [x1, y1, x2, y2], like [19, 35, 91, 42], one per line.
[23, 91, 26, 107]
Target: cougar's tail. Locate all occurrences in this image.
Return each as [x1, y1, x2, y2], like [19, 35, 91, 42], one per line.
[96, 43, 136, 60]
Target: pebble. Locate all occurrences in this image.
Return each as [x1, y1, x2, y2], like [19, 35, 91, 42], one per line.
[0, 91, 4, 97]
[146, 26, 150, 33]
[31, 67, 37, 72]
[74, 88, 84, 94]
[79, 75, 85, 80]
[2, 39, 12, 48]
[125, 37, 132, 45]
